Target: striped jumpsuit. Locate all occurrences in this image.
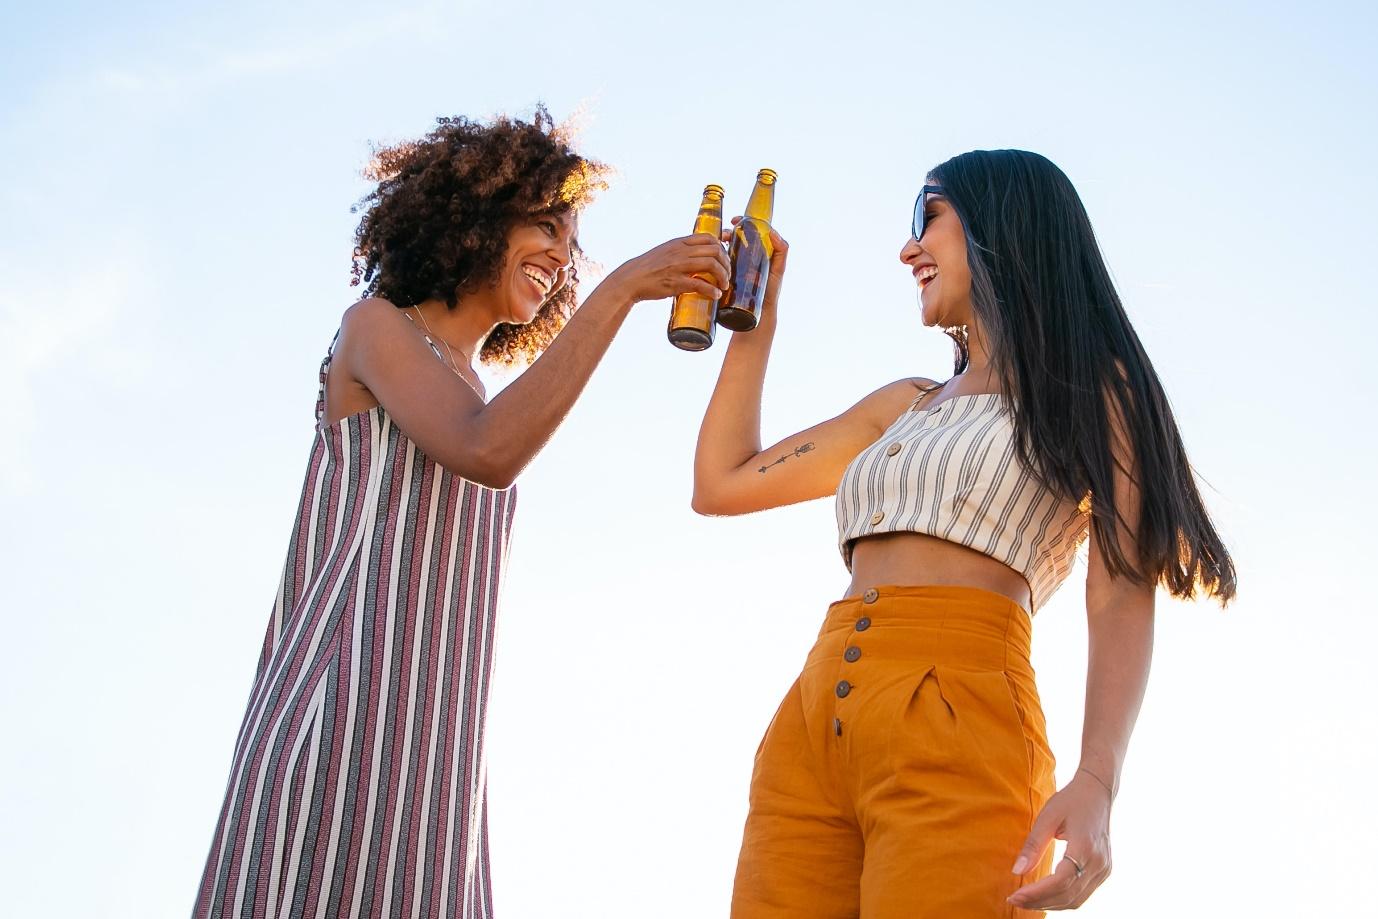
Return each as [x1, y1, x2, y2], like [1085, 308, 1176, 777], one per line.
[194, 337, 516, 919]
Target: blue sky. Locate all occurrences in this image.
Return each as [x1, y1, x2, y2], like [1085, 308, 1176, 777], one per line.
[2, 1, 1376, 916]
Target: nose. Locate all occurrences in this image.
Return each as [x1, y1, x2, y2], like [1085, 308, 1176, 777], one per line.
[549, 235, 575, 270]
[899, 235, 923, 265]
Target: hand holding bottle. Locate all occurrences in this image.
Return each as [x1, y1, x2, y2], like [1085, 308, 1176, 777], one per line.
[722, 215, 789, 327]
[668, 184, 728, 351]
[604, 234, 731, 305]
[716, 168, 780, 332]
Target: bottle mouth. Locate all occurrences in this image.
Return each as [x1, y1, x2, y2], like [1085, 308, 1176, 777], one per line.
[757, 169, 778, 183]
[703, 184, 725, 196]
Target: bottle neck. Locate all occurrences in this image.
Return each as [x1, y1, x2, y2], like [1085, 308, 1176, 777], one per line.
[694, 194, 723, 234]
[744, 182, 774, 222]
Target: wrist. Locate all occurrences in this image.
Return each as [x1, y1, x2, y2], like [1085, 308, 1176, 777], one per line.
[1074, 764, 1117, 802]
[725, 321, 775, 353]
[583, 273, 636, 318]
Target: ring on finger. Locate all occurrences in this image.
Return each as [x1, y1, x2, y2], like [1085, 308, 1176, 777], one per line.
[1061, 853, 1086, 879]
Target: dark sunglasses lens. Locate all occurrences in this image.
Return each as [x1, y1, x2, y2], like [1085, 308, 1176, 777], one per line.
[912, 193, 925, 239]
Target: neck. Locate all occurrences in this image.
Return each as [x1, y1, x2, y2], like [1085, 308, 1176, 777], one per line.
[412, 296, 497, 367]
[960, 321, 998, 384]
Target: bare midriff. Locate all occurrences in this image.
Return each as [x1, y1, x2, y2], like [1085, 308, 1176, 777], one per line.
[845, 531, 1033, 615]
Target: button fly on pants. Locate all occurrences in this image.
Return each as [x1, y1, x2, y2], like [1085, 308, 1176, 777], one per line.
[731, 585, 1057, 919]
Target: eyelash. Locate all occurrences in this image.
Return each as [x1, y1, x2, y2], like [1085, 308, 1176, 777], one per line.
[540, 220, 558, 236]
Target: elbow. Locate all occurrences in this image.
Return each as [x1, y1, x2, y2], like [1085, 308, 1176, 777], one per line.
[472, 457, 519, 491]
[690, 483, 717, 516]
[477, 470, 518, 491]
[439, 445, 519, 491]
[691, 480, 732, 516]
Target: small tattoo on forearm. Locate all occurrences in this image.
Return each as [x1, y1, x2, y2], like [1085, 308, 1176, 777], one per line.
[759, 442, 815, 473]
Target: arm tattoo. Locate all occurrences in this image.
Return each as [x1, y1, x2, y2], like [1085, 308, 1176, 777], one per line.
[759, 442, 815, 473]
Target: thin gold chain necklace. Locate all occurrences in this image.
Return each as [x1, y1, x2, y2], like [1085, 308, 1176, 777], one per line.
[407, 306, 486, 401]
[410, 306, 471, 375]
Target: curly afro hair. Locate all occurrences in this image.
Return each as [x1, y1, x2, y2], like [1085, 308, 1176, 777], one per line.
[351, 105, 610, 366]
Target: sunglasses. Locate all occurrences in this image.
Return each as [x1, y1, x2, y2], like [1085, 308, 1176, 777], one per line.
[911, 184, 945, 241]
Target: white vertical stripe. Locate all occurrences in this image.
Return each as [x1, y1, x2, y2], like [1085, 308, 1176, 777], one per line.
[271, 678, 328, 919]
[360, 428, 421, 913]
[383, 436, 446, 913]
[408, 478, 463, 919]
[452, 490, 488, 903]
[441, 491, 480, 912]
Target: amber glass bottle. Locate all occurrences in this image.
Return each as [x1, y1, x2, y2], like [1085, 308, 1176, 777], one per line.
[716, 168, 777, 332]
[668, 184, 726, 351]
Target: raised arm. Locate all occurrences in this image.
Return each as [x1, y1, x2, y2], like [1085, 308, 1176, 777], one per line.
[691, 222, 933, 515]
[340, 234, 731, 489]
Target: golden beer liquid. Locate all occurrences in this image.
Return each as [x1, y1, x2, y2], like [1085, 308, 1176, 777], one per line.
[717, 168, 777, 332]
[668, 184, 726, 351]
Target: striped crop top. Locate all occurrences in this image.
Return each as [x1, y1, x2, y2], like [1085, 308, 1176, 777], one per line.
[835, 392, 1091, 614]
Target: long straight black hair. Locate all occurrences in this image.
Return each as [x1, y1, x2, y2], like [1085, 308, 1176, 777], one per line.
[928, 149, 1236, 604]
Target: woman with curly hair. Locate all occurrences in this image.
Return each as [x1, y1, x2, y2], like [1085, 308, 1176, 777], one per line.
[693, 150, 1235, 916]
[192, 108, 729, 919]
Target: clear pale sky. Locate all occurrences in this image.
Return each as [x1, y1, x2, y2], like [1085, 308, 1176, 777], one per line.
[2, 1, 1375, 916]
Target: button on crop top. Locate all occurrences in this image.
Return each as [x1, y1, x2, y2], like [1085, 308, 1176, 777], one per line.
[835, 392, 1091, 614]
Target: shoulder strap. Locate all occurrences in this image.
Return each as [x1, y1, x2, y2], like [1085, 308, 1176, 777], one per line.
[905, 378, 945, 412]
[315, 328, 341, 422]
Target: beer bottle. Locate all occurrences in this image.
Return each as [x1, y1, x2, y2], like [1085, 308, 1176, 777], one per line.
[716, 168, 777, 332]
[668, 184, 726, 351]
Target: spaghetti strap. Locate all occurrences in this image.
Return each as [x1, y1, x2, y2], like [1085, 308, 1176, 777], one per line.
[318, 314, 485, 427]
[905, 378, 944, 413]
[315, 329, 341, 422]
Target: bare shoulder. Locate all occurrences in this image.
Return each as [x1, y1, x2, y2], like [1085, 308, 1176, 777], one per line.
[870, 376, 943, 410]
[341, 296, 404, 334]
[336, 297, 414, 357]
[329, 298, 412, 380]
[850, 376, 943, 432]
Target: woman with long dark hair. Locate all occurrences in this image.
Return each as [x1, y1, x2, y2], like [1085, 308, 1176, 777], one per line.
[192, 108, 730, 919]
[694, 149, 1235, 916]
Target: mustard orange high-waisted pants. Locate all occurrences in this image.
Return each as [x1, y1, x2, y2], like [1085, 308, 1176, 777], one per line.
[731, 585, 1057, 919]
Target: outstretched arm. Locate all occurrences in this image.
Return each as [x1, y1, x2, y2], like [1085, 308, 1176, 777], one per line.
[343, 234, 731, 489]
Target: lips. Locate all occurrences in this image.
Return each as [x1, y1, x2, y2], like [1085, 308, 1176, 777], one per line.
[915, 265, 939, 289]
[520, 264, 554, 295]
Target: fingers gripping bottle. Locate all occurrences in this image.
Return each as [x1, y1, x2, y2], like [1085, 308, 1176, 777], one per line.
[667, 184, 727, 351]
[716, 168, 777, 332]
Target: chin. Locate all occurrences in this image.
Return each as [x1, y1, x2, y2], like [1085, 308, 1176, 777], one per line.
[500, 296, 543, 327]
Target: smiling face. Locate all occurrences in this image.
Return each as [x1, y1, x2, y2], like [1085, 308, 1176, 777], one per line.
[493, 210, 579, 326]
[900, 187, 972, 328]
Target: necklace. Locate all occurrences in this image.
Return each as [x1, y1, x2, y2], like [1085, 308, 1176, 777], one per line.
[411, 306, 471, 376]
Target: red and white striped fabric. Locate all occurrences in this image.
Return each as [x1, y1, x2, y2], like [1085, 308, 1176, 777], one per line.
[194, 338, 517, 919]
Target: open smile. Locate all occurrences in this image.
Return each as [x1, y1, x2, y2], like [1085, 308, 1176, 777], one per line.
[520, 264, 554, 296]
